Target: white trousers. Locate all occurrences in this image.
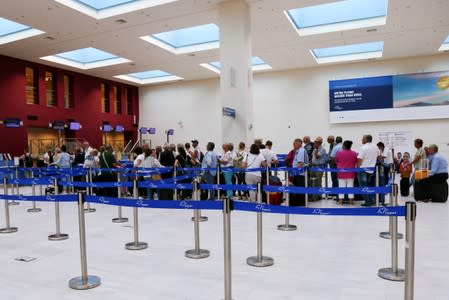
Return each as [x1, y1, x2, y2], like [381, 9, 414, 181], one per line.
[338, 178, 354, 199]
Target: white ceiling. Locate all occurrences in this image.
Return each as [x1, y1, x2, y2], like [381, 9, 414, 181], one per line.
[1, 0, 448, 86]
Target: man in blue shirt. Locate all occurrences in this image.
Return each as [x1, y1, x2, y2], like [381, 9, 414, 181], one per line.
[291, 138, 308, 206]
[426, 144, 448, 182]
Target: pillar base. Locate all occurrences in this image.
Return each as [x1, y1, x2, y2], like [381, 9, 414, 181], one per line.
[247, 256, 274, 267]
[48, 233, 69, 241]
[0, 227, 18, 233]
[379, 231, 404, 239]
[27, 208, 42, 213]
[191, 216, 208, 222]
[185, 249, 210, 259]
[277, 224, 297, 231]
[69, 275, 101, 290]
[125, 241, 148, 250]
[378, 267, 405, 281]
[112, 217, 128, 223]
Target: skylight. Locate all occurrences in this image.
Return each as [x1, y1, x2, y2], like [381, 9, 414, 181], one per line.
[0, 17, 44, 45]
[438, 35, 449, 51]
[40, 47, 131, 69]
[140, 23, 219, 54]
[54, 0, 178, 19]
[285, 0, 388, 36]
[115, 70, 183, 84]
[311, 41, 384, 64]
[200, 56, 272, 74]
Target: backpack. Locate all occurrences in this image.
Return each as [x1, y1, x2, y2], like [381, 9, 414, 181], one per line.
[233, 153, 244, 168]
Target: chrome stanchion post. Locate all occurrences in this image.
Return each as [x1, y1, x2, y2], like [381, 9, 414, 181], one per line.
[324, 168, 329, 200]
[125, 178, 148, 250]
[305, 167, 309, 207]
[27, 180, 42, 213]
[48, 178, 69, 241]
[84, 168, 95, 213]
[375, 165, 380, 207]
[173, 165, 178, 200]
[0, 178, 18, 233]
[10, 167, 20, 206]
[217, 164, 221, 200]
[112, 172, 128, 223]
[404, 202, 416, 300]
[247, 182, 274, 267]
[378, 184, 405, 281]
[223, 196, 233, 300]
[278, 170, 297, 231]
[266, 166, 270, 204]
[186, 180, 210, 259]
[69, 192, 101, 290]
[380, 184, 403, 239]
[192, 176, 208, 222]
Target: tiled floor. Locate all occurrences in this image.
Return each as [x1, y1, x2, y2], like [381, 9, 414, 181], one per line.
[0, 184, 448, 300]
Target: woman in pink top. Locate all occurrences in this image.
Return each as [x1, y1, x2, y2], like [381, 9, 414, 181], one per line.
[335, 140, 358, 204]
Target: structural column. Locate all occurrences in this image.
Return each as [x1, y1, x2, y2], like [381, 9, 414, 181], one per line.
[219, 0, 254, 144]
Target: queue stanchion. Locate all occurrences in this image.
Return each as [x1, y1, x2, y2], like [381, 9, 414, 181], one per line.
[10, 167, 20, 206]
[375, 165, 380, 207]
[305, 167, 309, 207]
[0, 178, 18, 233]
[247, 182, 274, 267]
[404, 201, 416, 300]
[217, 164, 221, 200]
[48, 178, 69, 241]
[173, 165, 178, 201]
[278, 170, 297, 231]
[324, 168, 329, 200]
[378, 184, 405, 281]
[69, 191, 101, 290]
[380, 184, 403, 239]
[112, 172, 128, 223]
[125, 178, 147, 250]
[192, 175, 208, 222]
[27, 180, 42, 213]
[266, 166, 270, 204]
[84, 168, 95, 213]
[223, 196, 233, 300]
[185, 180, 210, 259]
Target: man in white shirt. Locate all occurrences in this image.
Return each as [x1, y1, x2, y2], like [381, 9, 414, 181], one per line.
[357, 134, 380, 206]
[261, 140, 278, 167]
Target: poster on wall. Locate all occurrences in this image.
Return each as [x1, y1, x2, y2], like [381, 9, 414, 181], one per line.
[329, 70, 449, 123]
[378, 131, 413, 157]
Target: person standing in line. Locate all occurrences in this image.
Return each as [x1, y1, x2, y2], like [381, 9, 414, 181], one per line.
[243, 144, 267, 202]
[202, 142, 218, 200]
[410, 138, 427, 185]
[357, 134, 380, 207]
[335, 140, 358, 205]
[399, 152, 412, 196]
[218, 143, 234, 199]
[291, 138, 308, 206]
[329, 136, 343, 199]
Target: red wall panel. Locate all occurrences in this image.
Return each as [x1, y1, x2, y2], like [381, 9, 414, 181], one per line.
[0, 55, 139, 156]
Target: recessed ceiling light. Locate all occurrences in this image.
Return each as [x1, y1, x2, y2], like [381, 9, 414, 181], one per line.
[285, 0, 388, 36]
[140, 23, 219, 54]
[200, 56, 272, 74]
[311, 41, 384, 64]
[115, 69, 183, 85]
[0, 17, 45, 45]
[438, 35, 449, 51]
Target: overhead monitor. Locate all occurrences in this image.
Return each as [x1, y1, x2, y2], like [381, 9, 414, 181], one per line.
[51, 121, 65, 130]
[115, 125, 124, 132]
[102, 124, 113, 132]
[148, 127, 156, 134]
[3, 118, 22, 128]
[139, 127, 148, 134]
[69, 122, 81, 130]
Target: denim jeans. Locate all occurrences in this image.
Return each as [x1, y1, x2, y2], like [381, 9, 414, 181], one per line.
[203, 172, 216, 200]
[358, 171, 375, 205]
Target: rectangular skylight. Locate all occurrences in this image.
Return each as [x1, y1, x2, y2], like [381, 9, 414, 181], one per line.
[438, 35, 449, 51]
[40, 47, 131, 69]
[115, 70, 183, 85]
[54, 0, 178, 19]
[0, 17, 44, 45]
[311, 41, 384, 64]
[285, 0, 388, 36]
[200, 56, 272, 74]
[140, 23, 219, 54]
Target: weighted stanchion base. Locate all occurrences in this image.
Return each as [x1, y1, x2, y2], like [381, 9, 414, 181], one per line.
[378, 267, 405, 281]
[112, 217, 128, 223]
[191, 216, 208, 222]
[247, 256, 274, 267]
[125, 241, 148, 250]
[84, 208, 96, 213]
[27, 208, 42, 213]
[379, 231, 404, 239]
[277, 224, 297, 231]
[69, 275, 101, 290]
[9, 201, 20, 206]
[48, 233, 69, 241]
[0, 227, 18, 233]
[185, 249, 210, 259]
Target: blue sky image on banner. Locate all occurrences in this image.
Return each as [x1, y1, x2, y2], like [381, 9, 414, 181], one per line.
[393, 71, 449, 108]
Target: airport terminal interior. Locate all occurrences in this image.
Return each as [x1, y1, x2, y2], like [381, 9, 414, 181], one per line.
[1, 0, 449, 299]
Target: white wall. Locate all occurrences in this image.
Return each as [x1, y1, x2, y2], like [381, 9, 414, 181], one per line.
[139, 53, 449, 157]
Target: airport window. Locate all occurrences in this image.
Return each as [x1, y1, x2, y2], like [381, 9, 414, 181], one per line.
[25, 67, 38, 104]
[45, 71, 57, 107]
[63, 75, 74, 109]
[113, 85, 122, 114]
[101, 83, 110, 113]
[125, 87, 132, 115]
